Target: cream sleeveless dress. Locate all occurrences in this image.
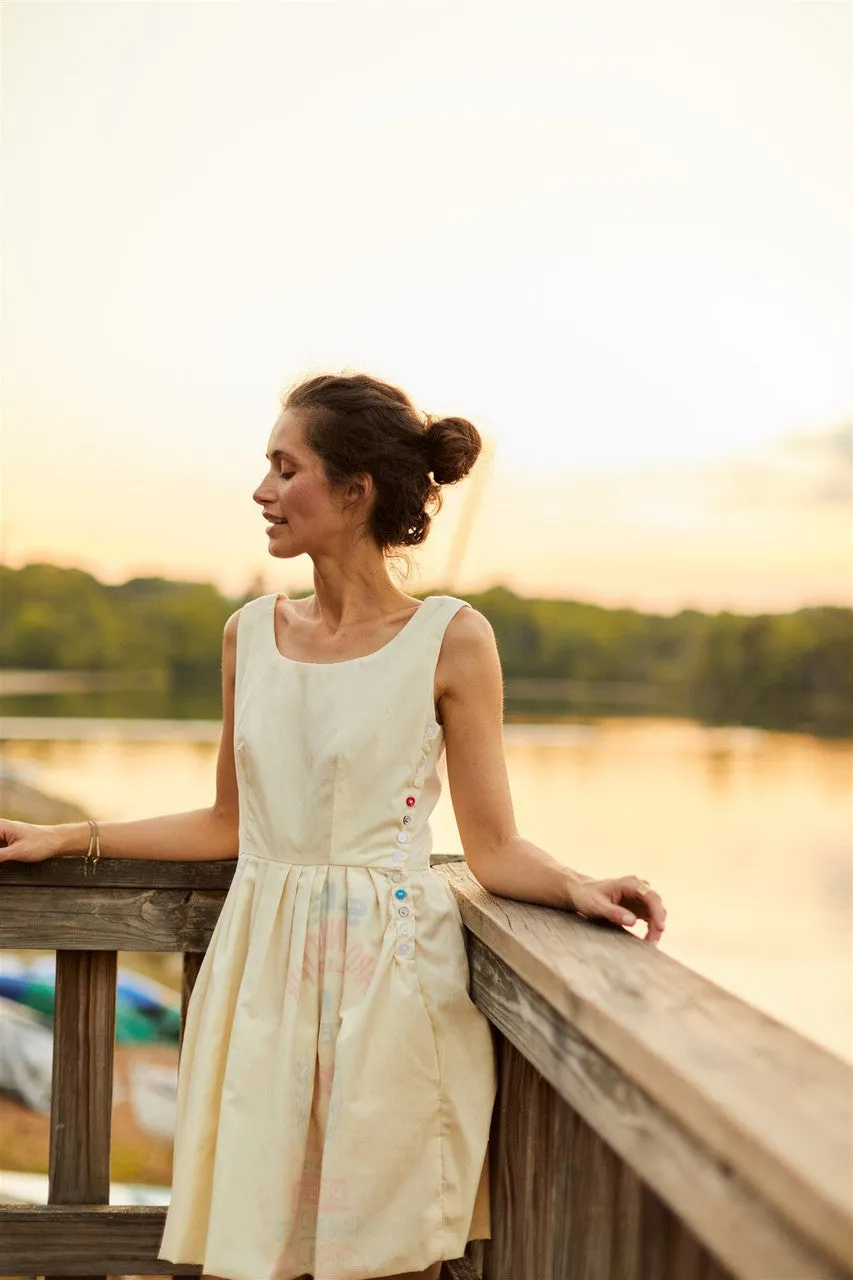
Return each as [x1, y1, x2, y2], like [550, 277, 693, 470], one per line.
[157, 593, 498, 1280]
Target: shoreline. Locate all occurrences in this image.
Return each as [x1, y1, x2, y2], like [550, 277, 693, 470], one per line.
[0, 712, 844, 747]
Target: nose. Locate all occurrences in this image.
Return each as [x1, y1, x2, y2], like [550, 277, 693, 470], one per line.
[253, 475, 275, 506]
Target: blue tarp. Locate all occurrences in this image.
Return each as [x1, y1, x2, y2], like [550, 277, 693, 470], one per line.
[0, 956, 182, 1044]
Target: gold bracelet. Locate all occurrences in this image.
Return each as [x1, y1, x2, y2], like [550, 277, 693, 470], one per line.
[83, 819, 101, 877]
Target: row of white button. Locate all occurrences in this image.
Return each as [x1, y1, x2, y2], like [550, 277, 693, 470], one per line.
[393, 720, 439, 957]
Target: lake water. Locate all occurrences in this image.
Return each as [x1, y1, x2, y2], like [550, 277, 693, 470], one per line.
[2, 715, 851, 1063]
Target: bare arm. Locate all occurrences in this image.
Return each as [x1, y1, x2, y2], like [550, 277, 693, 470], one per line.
[0, 610, 242, 865]
[439, 608, 667, 942]
[439, 607, 588, 908]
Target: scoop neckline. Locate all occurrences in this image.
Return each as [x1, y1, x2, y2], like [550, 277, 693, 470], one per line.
[269, 593, 441, 667]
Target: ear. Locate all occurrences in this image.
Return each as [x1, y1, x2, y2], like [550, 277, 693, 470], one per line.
[343, 472, 373, 508]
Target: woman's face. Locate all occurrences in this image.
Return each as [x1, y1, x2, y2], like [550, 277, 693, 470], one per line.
[252, 409, 366, 559]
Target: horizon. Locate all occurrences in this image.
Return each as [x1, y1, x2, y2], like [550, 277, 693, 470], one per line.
[3, 555, 847, 622]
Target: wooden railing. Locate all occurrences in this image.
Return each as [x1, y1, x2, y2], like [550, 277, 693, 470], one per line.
[0, 854, 850, 1280]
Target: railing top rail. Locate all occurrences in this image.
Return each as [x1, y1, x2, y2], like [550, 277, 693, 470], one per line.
[436, 861, 853, 1274]
[0, 855, 237, 888]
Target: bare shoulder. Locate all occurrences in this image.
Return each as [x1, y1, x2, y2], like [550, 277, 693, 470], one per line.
[437, 605, 501, 698]
[445, 605, 497, 652]
[223, 607, 243, 648]
[222, 606, 252, 674]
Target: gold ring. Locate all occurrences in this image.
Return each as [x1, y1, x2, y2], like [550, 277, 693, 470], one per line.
[635, 879, 651, 896]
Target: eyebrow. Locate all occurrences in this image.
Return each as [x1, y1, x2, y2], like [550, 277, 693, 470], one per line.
[266, 449, 299, 463]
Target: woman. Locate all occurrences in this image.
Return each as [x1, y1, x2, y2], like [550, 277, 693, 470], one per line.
[0, 372, 666, 1280]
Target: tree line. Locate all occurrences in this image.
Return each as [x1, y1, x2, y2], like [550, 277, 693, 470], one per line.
[1, 564, 850, 736]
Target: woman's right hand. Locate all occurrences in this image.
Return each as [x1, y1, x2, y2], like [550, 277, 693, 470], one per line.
[0, 820, 61, 864]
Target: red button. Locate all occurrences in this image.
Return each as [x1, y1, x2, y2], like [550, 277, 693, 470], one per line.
[406, 795, 416, 807]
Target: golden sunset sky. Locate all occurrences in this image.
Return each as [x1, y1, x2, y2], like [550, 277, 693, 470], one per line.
[3, 2, 850, 612]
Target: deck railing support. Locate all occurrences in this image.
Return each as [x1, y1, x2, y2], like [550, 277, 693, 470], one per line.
[0, 853, 850, 1280]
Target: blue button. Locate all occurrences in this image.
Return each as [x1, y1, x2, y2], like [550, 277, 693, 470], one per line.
[394, 888, 407, 900]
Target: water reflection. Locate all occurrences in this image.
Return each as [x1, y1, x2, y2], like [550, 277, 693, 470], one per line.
[2, 716, 850, 1062]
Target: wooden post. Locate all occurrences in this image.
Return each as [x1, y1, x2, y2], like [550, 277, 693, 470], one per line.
[179, 951, 203, 1058]
[46, 949, 117, 1280]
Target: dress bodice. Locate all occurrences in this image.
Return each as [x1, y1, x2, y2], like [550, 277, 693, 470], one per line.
[234, 593, 469, 871]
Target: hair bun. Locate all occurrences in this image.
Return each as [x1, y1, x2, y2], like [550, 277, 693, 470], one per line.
[424, 415, 482, 485]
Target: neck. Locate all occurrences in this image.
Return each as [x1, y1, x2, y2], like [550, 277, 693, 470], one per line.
[306, 558, 416, 629]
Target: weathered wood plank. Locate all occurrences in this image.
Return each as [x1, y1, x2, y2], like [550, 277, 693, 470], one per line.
[48, 951, 116, 1206]
[0, 850, 462, 889]
[487, 1034, 558, 1278]
[637, 1182, 672, 1280]
[487, 1033, 731, 1280]
[636, 1180, 737, 1280]
[0, 1203, 482, 1277]
[0, 855, 238, 888]
[526, 1052, 595, 1280]
[466, 933, 847, 1280]
[0, 886, 227, 950]
[664, 1220, 712, 1280]
[609, 1157, 643, 1280]
[0, 855, 466, 949]
[0, 1204, 200, 1274]
[565, 1106, 616, 1280]
[444, 1257, 482, 1279]
[463, 1238, 485, 1275]
[45, 951, 117, 1280]
[180, 951, 204, 1058]
[437, 861, 853, 1276]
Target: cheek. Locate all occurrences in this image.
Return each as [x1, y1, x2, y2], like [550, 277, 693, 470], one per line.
[285, 479, 321, 521]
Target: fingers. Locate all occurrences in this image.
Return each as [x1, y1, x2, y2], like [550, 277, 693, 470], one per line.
[0, 821, 41, 863]
[643, 918, 665, 946]
[621, 875, 667, 941]
[569, 875, 668, 946]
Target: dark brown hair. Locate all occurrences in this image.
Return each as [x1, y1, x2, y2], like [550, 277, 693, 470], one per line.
[281, 371, 482, 554]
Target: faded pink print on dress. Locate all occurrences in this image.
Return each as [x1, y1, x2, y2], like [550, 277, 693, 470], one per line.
[285, 885, 377, 1001]
[272, 880, 373, 1277]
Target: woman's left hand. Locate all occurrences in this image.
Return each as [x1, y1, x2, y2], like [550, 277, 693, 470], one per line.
[571, 875, 667, 944]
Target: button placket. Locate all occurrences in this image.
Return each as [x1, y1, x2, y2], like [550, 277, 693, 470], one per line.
[393, 789, 413, 956]
[392, 720, 440, 959]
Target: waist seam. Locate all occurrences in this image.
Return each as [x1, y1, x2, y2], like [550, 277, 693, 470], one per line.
[237, 849, 430, 874]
